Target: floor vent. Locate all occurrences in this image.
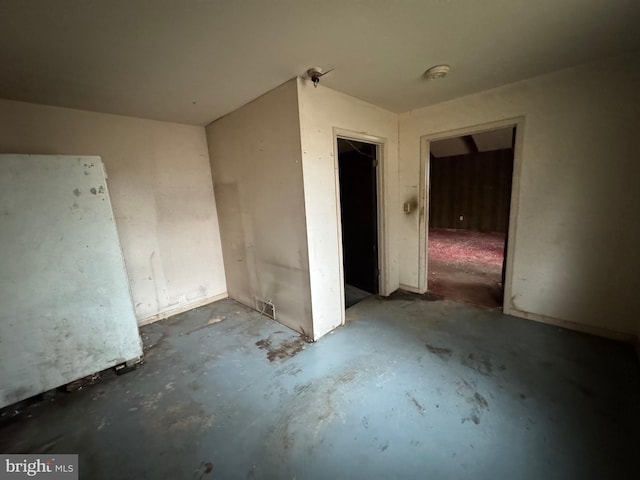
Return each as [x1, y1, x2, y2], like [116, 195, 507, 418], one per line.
[255, 297, 276, 320]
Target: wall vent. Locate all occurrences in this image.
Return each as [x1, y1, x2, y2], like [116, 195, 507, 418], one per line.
[255, 297, 276, 320]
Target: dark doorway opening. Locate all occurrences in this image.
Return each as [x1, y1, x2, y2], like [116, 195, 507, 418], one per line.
[337, 138, 379, 308]
[427, 127, 515, 308]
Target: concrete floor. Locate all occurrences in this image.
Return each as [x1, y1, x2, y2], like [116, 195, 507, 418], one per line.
[1, 294, 638, 479]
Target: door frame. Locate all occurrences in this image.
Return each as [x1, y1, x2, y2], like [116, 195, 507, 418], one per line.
[418, 116, 525, 315]
[333, 128, 387, 319]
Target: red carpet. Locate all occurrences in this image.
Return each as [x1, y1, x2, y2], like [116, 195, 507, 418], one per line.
[428, 228, 505, 308]
[428, 228, 505, 267]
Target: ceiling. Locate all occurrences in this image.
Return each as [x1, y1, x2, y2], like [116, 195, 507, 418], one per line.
[431, 127, 513, 158]
[1, 0, 638, 126]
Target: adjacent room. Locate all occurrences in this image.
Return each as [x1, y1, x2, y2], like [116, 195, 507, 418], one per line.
[337, 137, 380, 308]
[427, 127, 514, 308]
[1, 1, 639, 479]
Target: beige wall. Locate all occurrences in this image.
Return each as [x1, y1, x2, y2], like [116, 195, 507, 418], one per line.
[0, 98, 227, 324]
[206, 80, 313, 336]
[6, 53, 634, 342]
[399, 52, 640, 338]
[297, 77, 400, 339]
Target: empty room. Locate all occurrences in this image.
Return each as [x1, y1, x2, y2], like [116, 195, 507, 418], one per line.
[1, 1, 639, 479]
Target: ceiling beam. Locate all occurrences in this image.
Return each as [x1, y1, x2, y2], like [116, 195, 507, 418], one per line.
[462, 135, 479, 154]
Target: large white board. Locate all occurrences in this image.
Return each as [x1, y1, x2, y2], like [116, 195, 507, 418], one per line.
[0, 155, 142, 408]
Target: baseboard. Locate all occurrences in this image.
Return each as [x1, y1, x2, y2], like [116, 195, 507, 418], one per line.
[508, 307, 637, 344]
[137, 292, 229, 327]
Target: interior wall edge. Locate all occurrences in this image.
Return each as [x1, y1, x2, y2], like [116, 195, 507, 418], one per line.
[292, 80, 317, 339]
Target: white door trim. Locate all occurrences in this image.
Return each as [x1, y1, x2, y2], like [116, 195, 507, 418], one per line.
[418, 116, 525, 315]
[333, 128, 388, 322]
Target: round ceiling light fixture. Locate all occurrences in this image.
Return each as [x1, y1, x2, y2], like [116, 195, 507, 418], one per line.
[423, 64, 450, 80]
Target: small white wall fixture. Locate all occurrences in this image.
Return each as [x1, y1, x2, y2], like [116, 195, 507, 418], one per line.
[417, 117, 525, 317]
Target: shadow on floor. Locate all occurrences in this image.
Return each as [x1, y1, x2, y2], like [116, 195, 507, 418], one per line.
[428, 228, 505, 308]
[345, 283, 372, 308]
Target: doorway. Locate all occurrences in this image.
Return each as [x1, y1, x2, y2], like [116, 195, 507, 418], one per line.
[426, 126, 515, 308]
[337, 137, 379, 308]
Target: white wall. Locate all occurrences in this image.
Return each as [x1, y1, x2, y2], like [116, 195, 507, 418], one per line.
[0, 99, 227, 324]
[399, 52, 640, 339]
[206, 80, 314, 336]
[297, 77, 400, 339]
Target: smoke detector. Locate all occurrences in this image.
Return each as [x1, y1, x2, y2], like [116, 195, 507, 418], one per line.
[423, 65, 450, 80]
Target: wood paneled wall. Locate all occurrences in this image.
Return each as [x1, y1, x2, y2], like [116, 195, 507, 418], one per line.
[429, 149, 513, 233]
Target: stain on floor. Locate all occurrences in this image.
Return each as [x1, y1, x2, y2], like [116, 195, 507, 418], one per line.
[255, 334, 307, 362]
[425, 343, 453, 358]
